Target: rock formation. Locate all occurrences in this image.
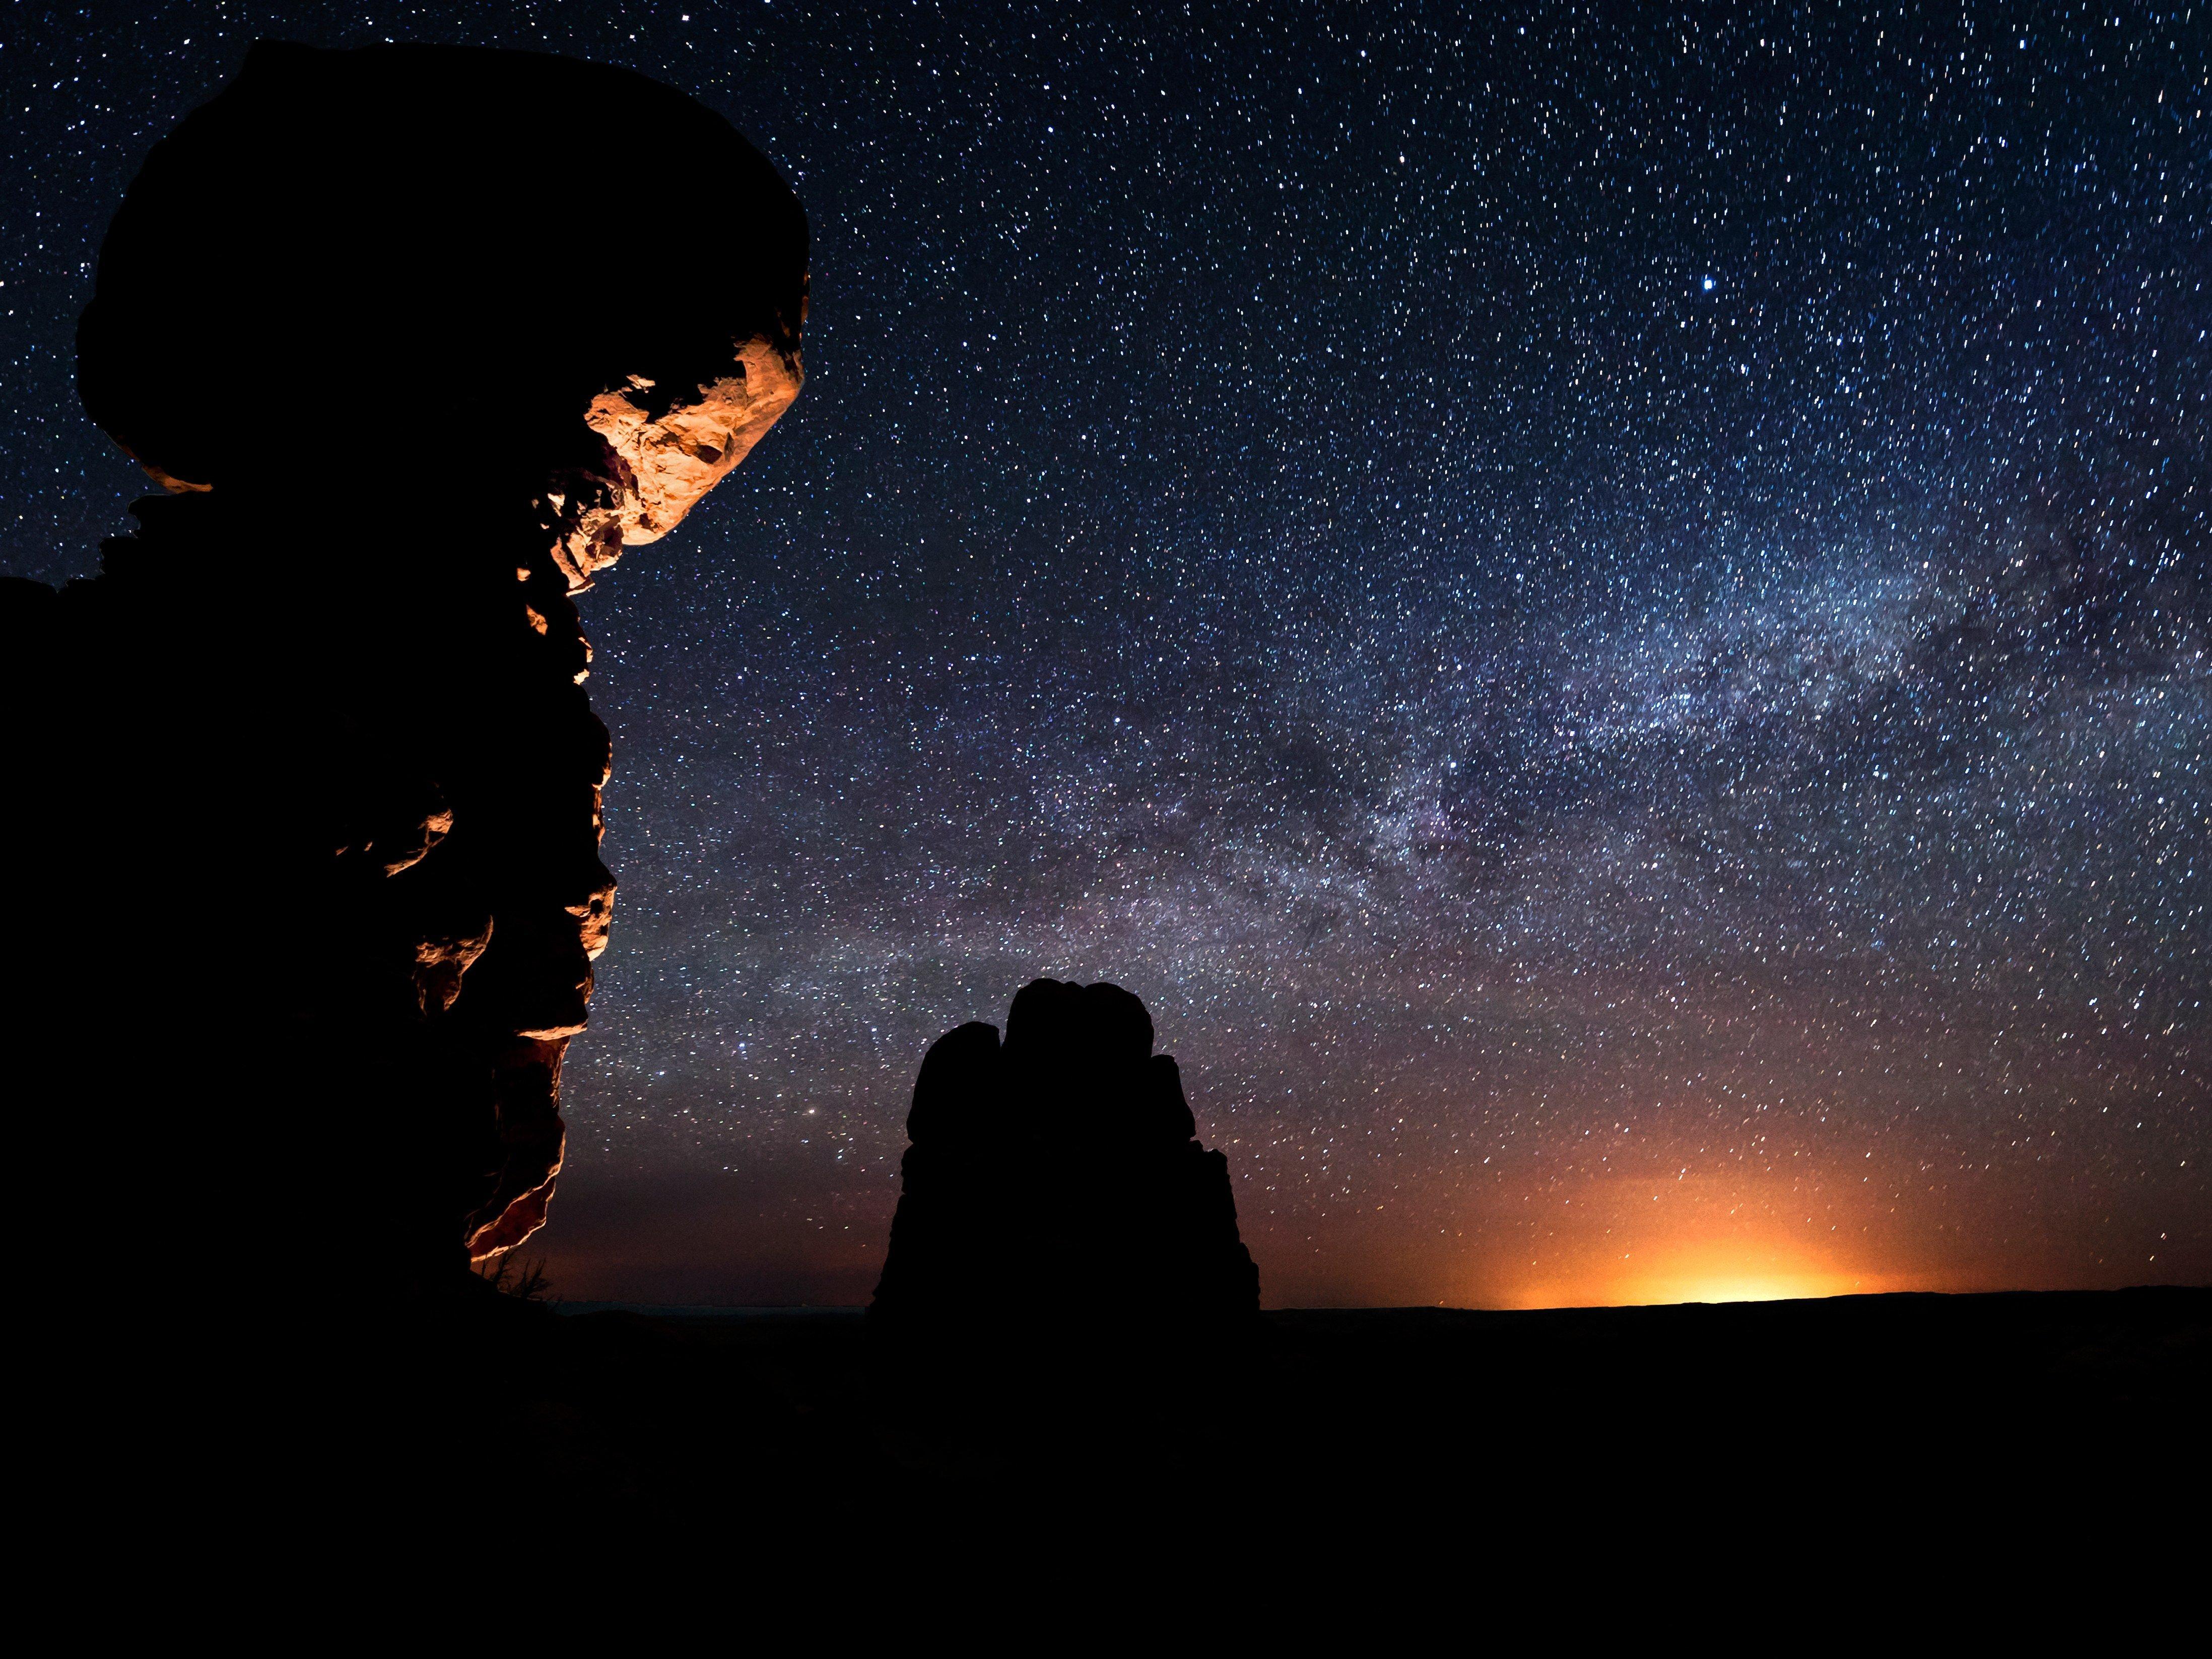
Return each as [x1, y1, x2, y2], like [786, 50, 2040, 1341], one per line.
[7, 42, 805, 1291]
[872, 980, 1261, 1332]
[867, 980, 1259, 1470]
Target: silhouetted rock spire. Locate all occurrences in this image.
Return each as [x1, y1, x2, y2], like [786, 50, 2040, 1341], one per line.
[873, 980, 1261, 1331]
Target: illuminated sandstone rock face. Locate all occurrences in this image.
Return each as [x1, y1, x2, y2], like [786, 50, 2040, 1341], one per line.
[37, 41, 806, 1281]
[556, 339, 806, 588]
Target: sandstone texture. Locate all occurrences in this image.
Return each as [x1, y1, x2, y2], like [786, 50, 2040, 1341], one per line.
[562, 336, 806, 588]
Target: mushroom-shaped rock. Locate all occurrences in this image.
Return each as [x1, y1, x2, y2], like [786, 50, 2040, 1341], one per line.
[79, 41, 807, 590]
[17, 42, 806, 1295]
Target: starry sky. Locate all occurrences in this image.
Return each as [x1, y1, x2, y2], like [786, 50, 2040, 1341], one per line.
[6, 2, 2206, 1306]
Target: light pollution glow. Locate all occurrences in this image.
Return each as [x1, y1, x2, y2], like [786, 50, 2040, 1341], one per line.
[1221, 1138, 2143, 1311]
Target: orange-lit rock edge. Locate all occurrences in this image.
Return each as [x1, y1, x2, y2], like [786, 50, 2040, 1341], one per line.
[552, 339, 805, 591]
[456, 348, 798, 1259]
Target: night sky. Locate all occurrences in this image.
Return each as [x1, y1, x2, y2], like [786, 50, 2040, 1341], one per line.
[6, 3, 2205, 1306]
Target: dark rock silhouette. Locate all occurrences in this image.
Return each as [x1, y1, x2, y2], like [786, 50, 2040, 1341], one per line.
[867, 980, 1259, 1471]
[7, 42, 805, 1295]
[872, 979, 1261, 1333]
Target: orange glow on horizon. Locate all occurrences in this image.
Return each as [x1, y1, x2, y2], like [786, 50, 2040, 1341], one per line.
[1500, 1243, 1918, 1310]
[1439, 1169, 1946, 1312]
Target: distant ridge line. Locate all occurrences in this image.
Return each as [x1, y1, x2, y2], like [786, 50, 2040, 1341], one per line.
[549, 1285, 2205, 1319]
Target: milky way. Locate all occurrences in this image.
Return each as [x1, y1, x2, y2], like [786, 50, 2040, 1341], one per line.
[6, 3, 2205, 1304]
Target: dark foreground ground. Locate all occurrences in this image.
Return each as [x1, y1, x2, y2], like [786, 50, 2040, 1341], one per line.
[41, 1286, 2198, 1616]
[476, 1286, 2204, 1549]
